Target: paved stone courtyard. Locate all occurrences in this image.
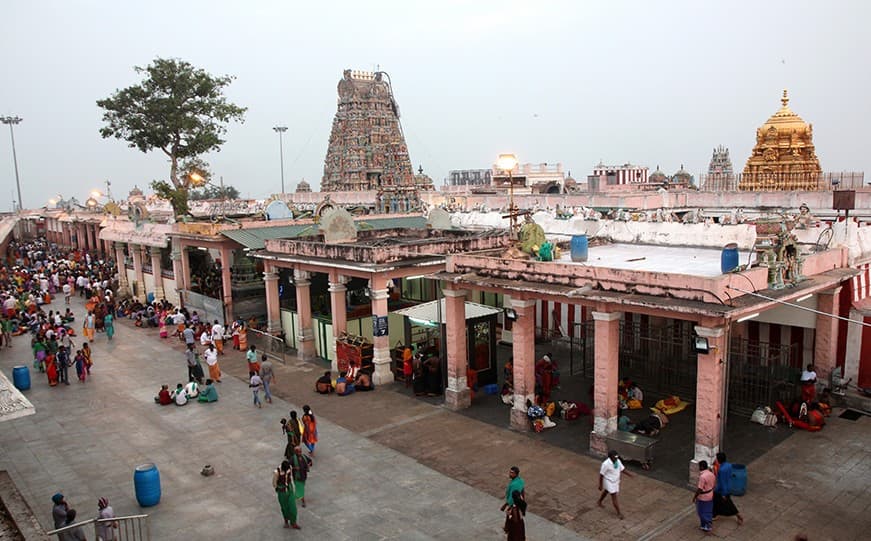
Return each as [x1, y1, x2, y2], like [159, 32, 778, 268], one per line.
[1, 294, 870, 540]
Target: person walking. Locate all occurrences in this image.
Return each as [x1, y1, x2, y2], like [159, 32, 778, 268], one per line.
[246, 345, 260, 374]
[713, 452, 744, 526]
[291, 446, 311, 508]
[185, 344, 204, 384]
[272, 460, 300, 529]
[503, 489, 526, 541]
[83, 311, 95, 342]
[96, 497, 117, 541]
[260, 354, 274, 404]
[103, 312, 114, 341]
[51, 493, 69, 531]
[693, 460, 716, 534]
[598, 450, 633, 519]
[182, 323, 195, 347]
[56, 346, 71, 385]
[211, 320, 225, 355]
[500, 466, 525, 513]
[301, 405, 318, 455]
[249, 370, 263, 408]
[203, 343, 221, 383]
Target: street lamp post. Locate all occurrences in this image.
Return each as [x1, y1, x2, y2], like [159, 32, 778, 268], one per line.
[273, 126, 288, 196]
[496, 153, 520, 238]
[1, 116, 23, 212]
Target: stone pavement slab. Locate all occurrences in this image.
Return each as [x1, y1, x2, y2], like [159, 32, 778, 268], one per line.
[0, 297, 584, 540]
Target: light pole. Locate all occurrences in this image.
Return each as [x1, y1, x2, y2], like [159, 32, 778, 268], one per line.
[1, 116, 23, 212]
[273, 126, 288, 196]
[496, 153, 520, 238]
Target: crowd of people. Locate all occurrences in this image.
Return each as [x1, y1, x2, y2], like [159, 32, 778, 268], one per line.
[275, 405, 318, 529]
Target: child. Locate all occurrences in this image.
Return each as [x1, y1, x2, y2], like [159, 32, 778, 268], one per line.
[81, 343, 93, 374]
[74, 350, 87, 382]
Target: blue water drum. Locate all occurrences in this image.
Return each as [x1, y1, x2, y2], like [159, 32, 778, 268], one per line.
[570, 234, 589, 262]
[731, 464, 747, 496]
[721, 243, 739, 273]
[134, 463, 161, 507]
[12, 366, 31, 391]
[146, 292, 155, 305]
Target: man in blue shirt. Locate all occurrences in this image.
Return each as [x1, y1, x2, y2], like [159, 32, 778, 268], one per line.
[713, 452, 744, 525]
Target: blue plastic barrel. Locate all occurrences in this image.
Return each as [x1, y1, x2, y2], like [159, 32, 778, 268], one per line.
[134, 463, 161, 507]
[571, 234, 589, 262]
[146, 292, 155, 305]
[721, 243, 739, 273]
[12, 366, 30, 391]
[731, 464, 747, 496]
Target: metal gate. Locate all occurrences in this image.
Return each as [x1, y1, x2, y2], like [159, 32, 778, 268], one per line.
[568, 319, 698, 398]
[728, 338, 801, 417]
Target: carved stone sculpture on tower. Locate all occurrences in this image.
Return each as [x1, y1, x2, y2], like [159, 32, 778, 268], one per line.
[321, 69, 416, 194]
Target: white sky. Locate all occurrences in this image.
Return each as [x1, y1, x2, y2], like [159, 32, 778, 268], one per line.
[1, 0, 869, 209]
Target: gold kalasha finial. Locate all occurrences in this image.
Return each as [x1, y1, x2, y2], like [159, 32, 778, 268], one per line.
[781, 89, 789, 107]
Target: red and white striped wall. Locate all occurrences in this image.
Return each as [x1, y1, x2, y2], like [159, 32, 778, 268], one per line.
[851, 261, 871, 303]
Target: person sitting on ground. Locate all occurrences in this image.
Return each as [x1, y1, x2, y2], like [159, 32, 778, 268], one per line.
[184, 379, 199, 399]
[171, 383, 188, 406]
[315, 371, 333, 394]
[354, 371, 374, 392]
[198, 379, 219, 402]
[335, 371, 355, 396]
[154, 384, 172, 405]
[617, 408, 635, 431]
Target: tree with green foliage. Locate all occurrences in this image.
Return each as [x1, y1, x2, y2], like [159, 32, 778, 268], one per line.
[189, 184, 241, 201]
[97, 57, 246, 216]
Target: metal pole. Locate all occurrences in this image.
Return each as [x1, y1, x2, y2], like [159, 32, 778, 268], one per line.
[2, 116, 23, 212]
[273, 126, 288, 196]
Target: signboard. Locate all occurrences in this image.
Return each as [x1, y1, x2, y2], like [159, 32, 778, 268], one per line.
[373, 315, 389, 337]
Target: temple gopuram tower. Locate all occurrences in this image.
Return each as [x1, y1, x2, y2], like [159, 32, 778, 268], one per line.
[739, 90, 822, 191]
[321, 69, 415, 193]
[702, 145, 735, 190]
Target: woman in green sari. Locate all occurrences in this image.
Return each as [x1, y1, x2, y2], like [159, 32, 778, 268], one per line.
[272, 460, 299, 529]
[104, 312, 114, 341]
[291, 446, 310, 508]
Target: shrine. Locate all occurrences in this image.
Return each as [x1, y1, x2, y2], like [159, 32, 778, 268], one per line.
[739, 90, 823, 191]
[701, 145, 736, 191]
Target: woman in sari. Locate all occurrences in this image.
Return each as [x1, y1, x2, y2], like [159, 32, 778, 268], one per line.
[301, 406, 318, 455]
[203, 343, 221, 382]
[82, 311, 95, 342]
[158, 312, 168, 338]
[282, 412, 304, 459]
[81, 342, 93, 374]
[45, 353, 58, 386]
[104, 312, 115, 341]
[238, 324, 248, 351]
[33, 336, 47, 372]
[231, 320, 242, 350]
[272, 460, 299, 529]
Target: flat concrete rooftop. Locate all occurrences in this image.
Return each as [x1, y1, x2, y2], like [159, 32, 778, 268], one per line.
[558, 243, 749, 278]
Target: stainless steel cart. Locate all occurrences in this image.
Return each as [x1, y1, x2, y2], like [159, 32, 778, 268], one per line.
[605, 431, 657, 470]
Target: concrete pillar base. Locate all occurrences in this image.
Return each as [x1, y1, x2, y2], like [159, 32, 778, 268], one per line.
[372, 356, 393, 386]
[297, 337, 316, 362]
[589, 432, 610, 457]
[444, 387, 471, 410]
[510, 408, 530, 431]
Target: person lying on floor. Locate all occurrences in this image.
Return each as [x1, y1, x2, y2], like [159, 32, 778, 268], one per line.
[617, 409, 635, 431]
[354, 371, 374, 391]
[632, 409, 668, 436]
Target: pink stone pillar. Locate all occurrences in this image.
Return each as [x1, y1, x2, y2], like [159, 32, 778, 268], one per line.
[88, 225, 98, 255]
[510, 299, 537, 430]
[444, 287, 470, 410]
[294, 269, 316, 362]
[690, 324, 727, 487]
[151, 249, 165, 301]
[179, 244, 191, 294]
[63, 224, 71, 249]
[590, 310, 622, 455]
[370, 278, 392, 385]
[114, 243, 130, 297]
[814, 287, 842, 379]
[131, 244, 146, 302]
[220, 246, 233, 322]
[264, 263, 282, 336]
[328, 272, 350, 374]
[76, 224, 85, 250]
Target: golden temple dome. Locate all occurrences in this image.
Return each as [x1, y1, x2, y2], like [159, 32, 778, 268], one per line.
[760, 89, 811, 133]
[739, 89, 822, 191]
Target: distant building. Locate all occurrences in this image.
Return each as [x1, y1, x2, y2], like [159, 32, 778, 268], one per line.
[296, 179, 312, 193]
[587, 162, 649, 192]
[492, 162, 566, 194]
[447, 169, 492, 188]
